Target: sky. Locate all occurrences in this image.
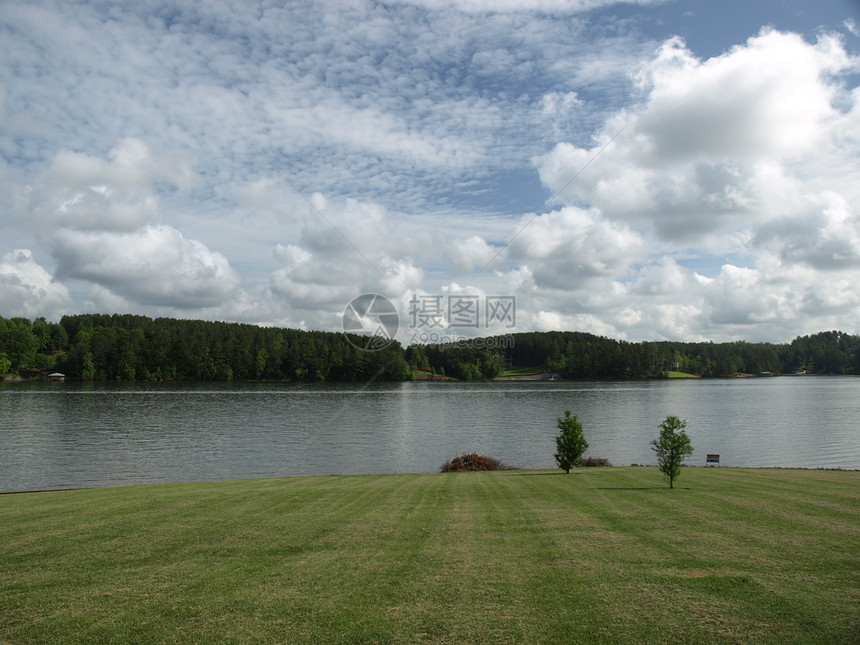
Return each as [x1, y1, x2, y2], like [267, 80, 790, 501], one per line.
[1, 0, 859, 344]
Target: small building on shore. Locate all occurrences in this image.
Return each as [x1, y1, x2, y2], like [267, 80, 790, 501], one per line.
[47, 373, 66, 382]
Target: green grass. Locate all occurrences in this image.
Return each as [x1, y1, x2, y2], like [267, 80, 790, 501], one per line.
[500, 366, 546, 377]
[1, 468, 858, 644]
[666, 370, 701, 378]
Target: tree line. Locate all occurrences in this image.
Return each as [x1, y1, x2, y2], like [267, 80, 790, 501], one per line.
[0, 314, 409, 382]
[407, 329, 860, 380]
[0, 313, 857, 381]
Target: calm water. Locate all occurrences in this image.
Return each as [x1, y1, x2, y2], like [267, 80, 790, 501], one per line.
[1, 377, 858, 491]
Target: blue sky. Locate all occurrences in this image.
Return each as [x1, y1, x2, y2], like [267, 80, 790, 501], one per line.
[1, 0, 859, 343]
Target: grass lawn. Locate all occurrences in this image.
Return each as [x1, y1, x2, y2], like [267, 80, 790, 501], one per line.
[1, 468, 858, 644]
[666, 370, 701, 378]
[499, 366, 546, 377]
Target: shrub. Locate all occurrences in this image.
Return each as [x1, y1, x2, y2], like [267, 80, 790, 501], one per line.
[579, 456, 612, 467]
[554, 410, 589, 473]
[441, 453, 510, 472]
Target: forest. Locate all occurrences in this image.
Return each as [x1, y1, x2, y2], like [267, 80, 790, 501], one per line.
[0, 314, 409, 382]
[405, 329, 860, 380]
[0, 313, 858, 382]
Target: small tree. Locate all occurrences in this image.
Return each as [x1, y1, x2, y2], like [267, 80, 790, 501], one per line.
[555, 410, 589, 473]
[651, 415, 693, 489]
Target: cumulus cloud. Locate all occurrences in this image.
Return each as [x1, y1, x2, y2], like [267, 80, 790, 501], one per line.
[268, 196, 425, 329]
[24, 138, 196, 234]
[703, 265, 778, 325]
[525, 29, 860, 340]
[633, 32, 848, 162]
[0, 249, 72, 319]
[52, 225, 239, 308]
[505, 206, 644, 289]
[444, 235, 505, 274]
[536, 30, 858, 244]
[753, 191, 860, 270]
[20, 140, 239, 310]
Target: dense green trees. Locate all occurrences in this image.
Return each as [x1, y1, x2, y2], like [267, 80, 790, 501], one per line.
[488, 331, 785, 379]
[405, 342, 503, 381]
[0, 316, 64, 376]
[445, 330, 854, 380]
[0, 314, 409, 382]
[777, 331, 859, 375]
[0, 313, 857, 382]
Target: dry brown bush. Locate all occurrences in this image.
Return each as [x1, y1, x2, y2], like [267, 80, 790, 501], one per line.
[440, 453, 511, 472]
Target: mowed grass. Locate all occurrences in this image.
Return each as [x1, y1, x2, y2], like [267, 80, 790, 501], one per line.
[499, 366, 546, 377]
[1, 468, 858, 644]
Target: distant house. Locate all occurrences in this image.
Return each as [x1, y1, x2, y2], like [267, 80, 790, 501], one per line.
[760, 371, 773, 377]
[47, 373, 65, 382]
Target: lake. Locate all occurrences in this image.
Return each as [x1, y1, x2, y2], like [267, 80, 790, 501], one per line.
[1, 376, 858, 491]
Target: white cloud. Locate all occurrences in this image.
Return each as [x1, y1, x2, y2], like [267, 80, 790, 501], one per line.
[386, 0, 661, 13]
[52, 225, 240, 308]
[703, 264, 779, 325]
[633, 32, 849, 162]
[631, 256, 684, 294]
[754, 191, 860, 270]
[267, 196, 426, 328]
[524, 29, 860, 340]
[505, 206, 645, 289]
[541, 92, 583, 116]
[530, 309, 619, 336]
[445, 235, 504, 274]
[536, 30, 859, 245]
[26, 139, 195, 234]
[0, 249, 71, 319]
[19, 141, 240, 310]
[0, 0, 653, 218]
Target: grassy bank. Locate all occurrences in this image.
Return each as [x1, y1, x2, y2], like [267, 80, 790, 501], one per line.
[1, 468, 858, 644]
[666, 370, 701, 378]
[499, 366, 545, 377]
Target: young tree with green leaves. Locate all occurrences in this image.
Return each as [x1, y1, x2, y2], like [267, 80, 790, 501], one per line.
[554, 410, 589, 474]
[651, 415, 694, 488]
